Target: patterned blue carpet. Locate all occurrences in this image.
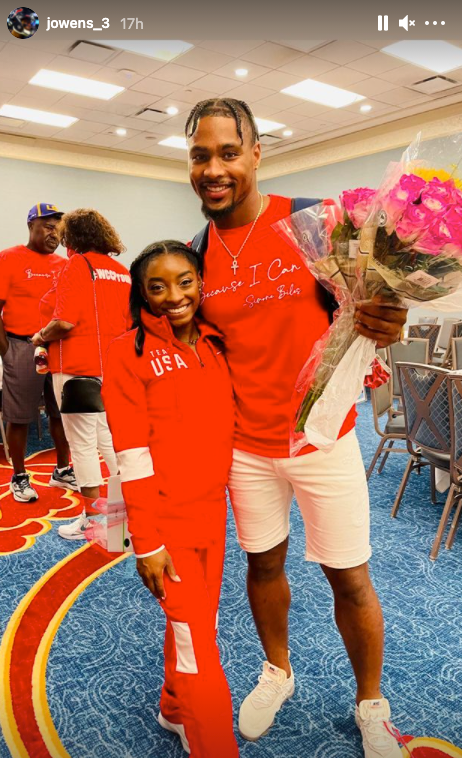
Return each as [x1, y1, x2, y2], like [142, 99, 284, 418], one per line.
[1, 400, 461, 757]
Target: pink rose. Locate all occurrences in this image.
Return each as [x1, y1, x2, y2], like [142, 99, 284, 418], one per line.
[380, 173, 426, 229]
[421, 178, 458, 214]
[340, 187, 376, 229]
[395, 202, 434, 243]
[415, 211, 462, 256]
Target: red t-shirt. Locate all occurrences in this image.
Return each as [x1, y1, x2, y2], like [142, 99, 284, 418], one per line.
[50, 252, 131, 375]
[0, 245, 65, 335]
[200, 194, 356, 458]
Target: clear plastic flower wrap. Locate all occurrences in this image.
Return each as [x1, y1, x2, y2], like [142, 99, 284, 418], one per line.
[273, 132, 462, 455]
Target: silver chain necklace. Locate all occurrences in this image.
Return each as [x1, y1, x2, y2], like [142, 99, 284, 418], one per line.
[213, 193, 264, 274]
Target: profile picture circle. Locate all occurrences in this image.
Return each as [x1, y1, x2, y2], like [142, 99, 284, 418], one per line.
[7, 7, 39, 39]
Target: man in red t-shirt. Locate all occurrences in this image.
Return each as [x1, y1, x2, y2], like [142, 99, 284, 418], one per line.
[0, 204, 77, 502]
[185, 99, 407, 758]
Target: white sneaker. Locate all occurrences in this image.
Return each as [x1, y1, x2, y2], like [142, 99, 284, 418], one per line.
[355, 698, 403, 758]
[57, 512, 90, 541]
[239, 661, 295, 741]
[10, 473, 38, 502]
[158, 712, 190, 753]
[49, 466, 79, 491]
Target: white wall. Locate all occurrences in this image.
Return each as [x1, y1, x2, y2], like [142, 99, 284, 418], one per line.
[0, 157, 204, 269]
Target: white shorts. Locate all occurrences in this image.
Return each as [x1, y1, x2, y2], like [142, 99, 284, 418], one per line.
[53, 373, 118, 489]
[228, 430, 371, 569]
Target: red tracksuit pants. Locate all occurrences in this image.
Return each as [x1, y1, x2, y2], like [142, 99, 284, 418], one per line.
[159, 536, 239, 758]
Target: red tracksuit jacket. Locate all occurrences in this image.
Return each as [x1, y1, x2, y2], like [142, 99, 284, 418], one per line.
[102, 310, 235, 557]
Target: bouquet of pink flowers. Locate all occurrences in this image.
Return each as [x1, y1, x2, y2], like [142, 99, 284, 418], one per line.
[273, 132, 462, 455]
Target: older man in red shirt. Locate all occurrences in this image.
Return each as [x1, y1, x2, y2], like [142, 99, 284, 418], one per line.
[0, 204, 77, 502]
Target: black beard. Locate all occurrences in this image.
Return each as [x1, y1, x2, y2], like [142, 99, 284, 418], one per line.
[201, 200, 239, 222]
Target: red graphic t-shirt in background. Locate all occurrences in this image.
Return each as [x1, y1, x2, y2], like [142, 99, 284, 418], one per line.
[0, 245, 65, 335]
[200, 194, 356, 459]
[49, 252, 131, 376]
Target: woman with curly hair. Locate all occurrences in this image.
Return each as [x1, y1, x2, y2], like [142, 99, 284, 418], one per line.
[32, 209, 131, 540]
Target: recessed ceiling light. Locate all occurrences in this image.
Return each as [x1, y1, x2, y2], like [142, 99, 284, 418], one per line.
[255, 117, 286, 133]
[283, 129, 293, 136]
[281, 79, 364, 108]
[0, 104, 77, 128]
[360, 104, 372, 113]
[235, 68, 248, 77]
[381, 41, 462, 73]
[158, 136, 188, 149]
[115, 128, 127, 136]
[166, 106, 179, 116]
[100, 40, 193, 62]
[29, 69, 124, 100]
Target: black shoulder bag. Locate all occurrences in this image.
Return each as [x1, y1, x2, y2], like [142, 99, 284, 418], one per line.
[60, 255, 105, 414]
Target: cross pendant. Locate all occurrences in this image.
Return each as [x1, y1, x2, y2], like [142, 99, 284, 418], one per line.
[231, 259, 239, 275]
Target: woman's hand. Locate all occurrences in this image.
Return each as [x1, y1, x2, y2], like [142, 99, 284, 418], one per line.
[31, 331, 46, 347]
[354, 296, 407, 348]
[136, 548, 181, 601]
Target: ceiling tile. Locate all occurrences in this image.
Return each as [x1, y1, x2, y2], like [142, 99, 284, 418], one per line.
[8, 93, 72, 113]
[291, 116, 334, 133]
[46, 55, 103, 77]
[167, 86, 218, 105]
[354, 77, 398, 97]
[172, 47, 235, 73]
[375, 63, 437, 86]
[274, 40, 328, 54]
[212, 60, 272, 82]
[286, 100, 331, 118]
[310, 41, 377, 65]
[267, 110, 308, 125]
[0, 115, 25, 128]
[315, 68, 369, 88]
[91, 66, 144, 87]
[106, 51, 165, 76]
[20, 124, 63, 138]
[0, 45, 57, 82]
[188, 73, 240, 94]
[197, 40, 265, 57]
[252, 93, 298, 113]
[279, 55, 338, 78]
[22, 40, 72, 55]
[68, 41, 116, 64]
[0, 77, 23, 95]
[223, 83, 275, 103]
[374, 87, 433, 106]
[154, 63, 203, 85]
[251, 70, 301, 90]
[116, 133, 161, 151]
[150, 97, 193, 115]
[131, 77, 179, 97]
[16, 84, 67, 105]
[57, 119, 108, 136]
[346, 52, 407, 76]
[242, 42, 304, 68]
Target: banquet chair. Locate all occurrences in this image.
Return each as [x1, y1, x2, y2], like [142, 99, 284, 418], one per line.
[444, 375, 462, 551]
[433, 319, 461, 367]
[408, 323, 440, 362]
[418, 317, 438, 324]
[452, 337, 462, 371]
[392, 362, 451, 560]
[387, 339, 429, 404]
[366, 378, 407, 480]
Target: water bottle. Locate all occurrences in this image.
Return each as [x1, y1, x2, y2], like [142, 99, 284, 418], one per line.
[34, 346, 49, 374]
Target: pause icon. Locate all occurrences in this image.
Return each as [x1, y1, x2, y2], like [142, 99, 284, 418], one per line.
[378, 14, 389, 30]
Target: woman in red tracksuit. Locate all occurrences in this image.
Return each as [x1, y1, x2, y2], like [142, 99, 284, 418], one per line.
[102, 240, 239, 758]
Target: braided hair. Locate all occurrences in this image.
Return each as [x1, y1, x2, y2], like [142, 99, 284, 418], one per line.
[129, 240, 201, 356]
[185, 98, 260, 145]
